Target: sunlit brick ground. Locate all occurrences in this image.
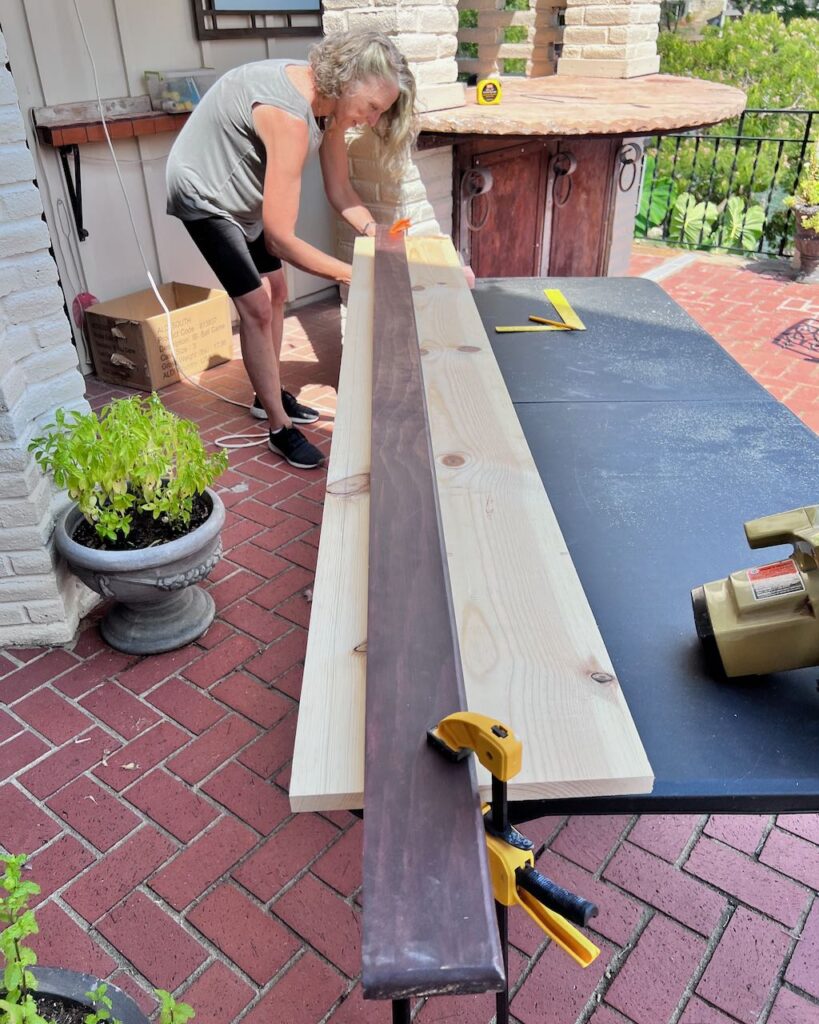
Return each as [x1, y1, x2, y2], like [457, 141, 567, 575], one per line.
[2, 245, 818, 1024]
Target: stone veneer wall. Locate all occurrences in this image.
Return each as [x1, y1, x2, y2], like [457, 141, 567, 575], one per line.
[456, 0, 660, 83]
[557, 0, 661, 78]
[457, 0, 566, 79]
[322, 0, 463, 257]
[0, 25, 97, 645]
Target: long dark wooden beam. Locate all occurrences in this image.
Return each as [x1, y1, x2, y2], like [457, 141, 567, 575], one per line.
[362, 228, 505, 1000]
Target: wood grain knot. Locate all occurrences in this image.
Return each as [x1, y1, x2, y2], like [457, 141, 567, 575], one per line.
[458, 345, 481, 353]
[354, 640, 368, 654]
[411, 284, 425, 292]
[442, 453, 467, 467]
[326, 472, 370, 496]
[420, 347, 429, 357]
[591, 672, 614, 684]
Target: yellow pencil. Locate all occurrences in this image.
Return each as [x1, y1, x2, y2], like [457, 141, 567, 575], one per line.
[529, 315, 573, 329]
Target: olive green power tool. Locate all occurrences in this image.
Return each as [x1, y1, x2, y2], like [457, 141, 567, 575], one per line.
[692, 505, 819, 677]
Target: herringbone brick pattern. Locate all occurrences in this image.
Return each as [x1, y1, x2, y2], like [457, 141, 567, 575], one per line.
[1, 246, 818, 1024]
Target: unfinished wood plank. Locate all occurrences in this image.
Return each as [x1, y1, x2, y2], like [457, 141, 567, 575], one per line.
[362, 226, 503, 1000]
[289, 240, 373, 812]
[289, 236, 652, 812]
[405, 235, 653, 799]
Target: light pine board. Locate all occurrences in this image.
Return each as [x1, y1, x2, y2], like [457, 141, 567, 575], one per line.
[289, 239, 373, 812]
[289, 236, 653, 811]
[406, 236, 652, 799]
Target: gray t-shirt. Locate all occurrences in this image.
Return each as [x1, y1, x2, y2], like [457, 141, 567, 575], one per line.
[166, 59, 323, 240]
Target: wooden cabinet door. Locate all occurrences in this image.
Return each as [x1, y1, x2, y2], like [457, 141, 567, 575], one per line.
[462, 141, 550, 278]
[546, 139, 619, 277]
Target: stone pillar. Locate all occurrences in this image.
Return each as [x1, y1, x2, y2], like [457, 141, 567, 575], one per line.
[322, 0, 465, 259]
[0, 26, 97, 645]
[557, 0, 661, 78]
[457, 0, 563, 80]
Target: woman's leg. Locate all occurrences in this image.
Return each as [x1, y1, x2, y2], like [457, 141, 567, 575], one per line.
[233, 274, 289, 430]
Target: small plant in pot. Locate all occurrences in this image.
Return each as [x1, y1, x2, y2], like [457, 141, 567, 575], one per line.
[785, 142, 819, 283]
[29, 393, 228, 655]
[1, 854, 194, 1024]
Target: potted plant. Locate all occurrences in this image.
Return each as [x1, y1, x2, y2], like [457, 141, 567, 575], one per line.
[29, 393, 228, 655]
[786, 142, 819, 283]
[1, 854, 194, 1024]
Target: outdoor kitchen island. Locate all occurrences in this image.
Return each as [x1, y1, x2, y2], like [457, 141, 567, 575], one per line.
[417, 74, 746, 278]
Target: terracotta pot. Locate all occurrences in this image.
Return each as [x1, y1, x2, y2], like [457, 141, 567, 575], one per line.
[55, 487, 225, 655]
[30, 967, 150, 1024]
[794, 204, 819, 282]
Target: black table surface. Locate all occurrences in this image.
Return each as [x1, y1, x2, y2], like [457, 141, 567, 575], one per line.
[474, 277, 819, 816]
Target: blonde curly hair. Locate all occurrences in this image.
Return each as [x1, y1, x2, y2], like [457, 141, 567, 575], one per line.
[309, 30, 416, 173]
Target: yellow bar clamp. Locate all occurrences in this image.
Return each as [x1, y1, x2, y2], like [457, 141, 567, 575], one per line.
[427, 711, 522, 781]
[429, 712, 601, 969]
[484, 821, 600, 968]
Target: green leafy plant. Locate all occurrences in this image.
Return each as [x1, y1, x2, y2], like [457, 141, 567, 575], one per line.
[651, 13, 819, 254]
[658, 14, 819, 111]
[28, 394, 228, 545]
[0, 855, 45, 1024]
[154, 992, 194, 1024]
[636, 154, 677, 237]
[668, 192, 765, 251]
[786, 144, 819, 231]
[717, 196, 766, 249]
[84, 985, 120, 1024]
[1, 855, 195, 1024]
[669, 193, 720, 246]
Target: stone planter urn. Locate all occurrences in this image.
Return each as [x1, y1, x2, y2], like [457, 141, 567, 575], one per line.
[55, 488, 225, 655]
[794, 205, 819, 283]
[30, 968, 150, 1024]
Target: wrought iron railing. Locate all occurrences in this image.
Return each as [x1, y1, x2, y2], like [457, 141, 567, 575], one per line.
[635, 108, 817, 258]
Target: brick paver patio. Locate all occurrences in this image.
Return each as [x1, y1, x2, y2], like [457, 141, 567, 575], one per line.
[2, 244, 819, 1024]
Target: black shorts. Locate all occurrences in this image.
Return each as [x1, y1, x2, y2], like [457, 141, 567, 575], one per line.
[182, 216, 282, 298]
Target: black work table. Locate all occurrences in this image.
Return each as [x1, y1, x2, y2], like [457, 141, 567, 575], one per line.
[473, 276, 819, 817]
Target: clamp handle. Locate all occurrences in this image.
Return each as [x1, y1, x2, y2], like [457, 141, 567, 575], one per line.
[516, 865, 598, 928]
[745, 505, 819, 552]
[486, 833, 600, 968]
[516, 888, 600, 968]
[427, 711, 522, 782]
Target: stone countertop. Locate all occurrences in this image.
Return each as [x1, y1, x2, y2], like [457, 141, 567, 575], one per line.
[418, 75, 746, 138]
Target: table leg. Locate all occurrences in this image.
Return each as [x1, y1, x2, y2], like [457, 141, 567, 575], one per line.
[392, 998, 411, 1023]
[496, 900, 510, 1024]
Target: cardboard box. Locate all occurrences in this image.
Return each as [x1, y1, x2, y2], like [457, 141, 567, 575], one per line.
[85, 283, 233, 391]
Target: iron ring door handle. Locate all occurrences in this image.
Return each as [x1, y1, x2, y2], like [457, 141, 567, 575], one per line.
[551, 152, 577, 208]
[461, 167, 494, 232]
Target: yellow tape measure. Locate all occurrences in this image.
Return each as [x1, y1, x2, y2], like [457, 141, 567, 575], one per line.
[477, 76, 502, 106]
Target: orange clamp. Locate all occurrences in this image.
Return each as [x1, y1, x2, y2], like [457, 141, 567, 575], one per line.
[389, 217, 411, 236]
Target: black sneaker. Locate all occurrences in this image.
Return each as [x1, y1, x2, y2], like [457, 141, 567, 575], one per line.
[268, 426, 323, 469]
[251, 390, 319, 424]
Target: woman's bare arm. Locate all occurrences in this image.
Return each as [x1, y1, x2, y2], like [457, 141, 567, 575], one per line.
[254, 104, 353, 283]
[319, 123, 377, 236]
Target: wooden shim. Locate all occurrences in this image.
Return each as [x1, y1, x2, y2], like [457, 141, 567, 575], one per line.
[289, 241, 372, 812]
[405, 236, 652, 799]
[361, 227, 503, 1000]
[289, 236, 653, 811]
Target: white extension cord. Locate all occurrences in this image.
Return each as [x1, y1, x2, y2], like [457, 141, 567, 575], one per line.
[71, 0, 268, 450]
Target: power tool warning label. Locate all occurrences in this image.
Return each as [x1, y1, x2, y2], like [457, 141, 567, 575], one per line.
[747, 559, 805, 600]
